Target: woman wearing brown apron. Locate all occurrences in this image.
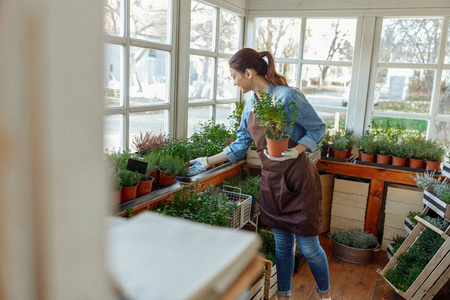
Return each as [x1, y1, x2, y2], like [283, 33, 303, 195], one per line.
[189, 48, 330, 300]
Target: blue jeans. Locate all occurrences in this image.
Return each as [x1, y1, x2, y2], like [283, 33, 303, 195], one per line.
[272, 228, 330, 297]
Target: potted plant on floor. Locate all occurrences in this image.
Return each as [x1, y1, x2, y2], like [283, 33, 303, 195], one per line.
[330, 228, 379, 264]
[253, 92, 300, 157]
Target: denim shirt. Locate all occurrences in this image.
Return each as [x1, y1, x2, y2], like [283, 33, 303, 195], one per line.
[223, 84, 326, 163]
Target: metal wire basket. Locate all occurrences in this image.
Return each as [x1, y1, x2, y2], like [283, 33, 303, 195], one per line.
[220, 185, 252, 229]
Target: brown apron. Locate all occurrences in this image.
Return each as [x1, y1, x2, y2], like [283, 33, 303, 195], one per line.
[247, 110, 322, 236]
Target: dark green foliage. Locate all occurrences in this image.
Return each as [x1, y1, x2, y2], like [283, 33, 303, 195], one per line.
[152, 182, 238, 227]
[358, 135, 377, 154]
[376, 138, 393, 156]
[259, 230, 276, 265]
[391, 235, 406, 254]
[385, 228, 445, 292]
[132, 152, 159, 179]
[330, 228, 378, 249]
[158, 153, 188, 177]
[124, 207, 133, 218]
[118, 169, 141, 187]
[188, 119, 233, 158]
[217, 175, 261, 200]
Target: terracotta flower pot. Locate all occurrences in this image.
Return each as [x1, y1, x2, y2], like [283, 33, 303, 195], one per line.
[376, 154, 391, 165]
[409, 158, 424, 169]
[333, 149, 347, 159]
[360, 152, 375, 162]
[120, 184, 137, 203]
[159, 170, 176, 187]
[136, 177, 154, 197]
[150, 170, 159, 185]
[329, 148, 335, 157]
[425, 160, 441, 172]
[392, 156, 407, 167]
[346, 148, 352, 158]
[266, 137, 289, 157]
[358, 149, 362, 160]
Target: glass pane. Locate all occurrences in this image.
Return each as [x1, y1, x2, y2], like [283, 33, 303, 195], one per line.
[104, 114, 123, 151]
[216, 103, 233, 128]
[188, 106, 212, 137]
[254, 18, 301, 58]
[276, 62, 297, 87]
[104, 0, 122, 36]
[374, 68, 434, 113]
[130, 0, 169, 43]
[190, 1, 215, 51]
[217, 58, 237, 100]
[219, 10, 240, 54]
[304, 19, 357, 61]
[130, 47, 169, 105]
[379, 18, 442, 64]
[434, 121, 450, 146]
[317, 111, 346, 131]
[446, 22, 450, 64]
[438, 70, 450, 115]
[371, 116, 428, 134]
[189, 55, 214, 102]
[300, 64, 352, 108]
[129, 110, 169, 145]
[104, 44, 123, 107]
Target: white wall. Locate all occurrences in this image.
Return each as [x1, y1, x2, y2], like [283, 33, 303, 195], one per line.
[0, 0, 111, 299]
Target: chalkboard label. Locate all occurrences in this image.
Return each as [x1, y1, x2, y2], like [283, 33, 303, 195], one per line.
[127, 158, 148, 174]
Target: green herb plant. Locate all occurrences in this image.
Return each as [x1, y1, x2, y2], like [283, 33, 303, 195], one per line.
[330, 228, 378, 249]
[253, 92, 300, 141]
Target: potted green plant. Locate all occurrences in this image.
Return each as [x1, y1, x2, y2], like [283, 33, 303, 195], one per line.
[118, 168, 142, 203]
[423, 141, 445, 172]
[331, 136, 349, 159]
[134, 153, 158, 197]
[407, 138, 427, 169]
[253, 92, 300, 157]
[330, 228, 379, 264]
[359, 135, 377, 162]
[390, 142, 411, 167]
[375, 139, 393, 165]
[158, 154, 188, 187]
[344, 129, 355, 158]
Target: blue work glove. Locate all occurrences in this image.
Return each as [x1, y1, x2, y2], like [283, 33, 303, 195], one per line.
[188, 157, 210, 175]
[263, 148, 299, 161]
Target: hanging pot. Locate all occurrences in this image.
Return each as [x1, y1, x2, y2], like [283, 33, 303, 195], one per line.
[392, 156, 407, 167]
[120, 184, 137, 203]
[136, 176, 154, 197]
[409, 158, 424, 169]
[376, 154, 392, 165]
[425, 160, 441, 172]
[266, 137, 289, 157]
[360, 152, 376, 162]
[159, 169, 176, 187]
[333, 149, 347, 159]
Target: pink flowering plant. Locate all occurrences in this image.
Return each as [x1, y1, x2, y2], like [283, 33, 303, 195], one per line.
[132, 131, 168, 155]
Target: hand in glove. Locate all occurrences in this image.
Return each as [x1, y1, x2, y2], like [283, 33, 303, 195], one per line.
[188, 157, 210, 175]
[263, 148, 299, 161]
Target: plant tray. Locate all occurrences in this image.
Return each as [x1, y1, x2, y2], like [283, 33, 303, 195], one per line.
[443, 162, 450, 178]
[377, 216, 450, 300]
[321, 153, 357, 163]
[261, 258, 277, 300]
[386, 242, 394, 260]
[352, 160, 441, 174]
[219, 186, 253, 229]
[422, 190, 450, 221]
[246, 274, 265, 300]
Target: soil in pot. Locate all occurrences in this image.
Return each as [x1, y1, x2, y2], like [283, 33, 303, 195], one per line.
[266, 138, 289, 157]
[376, 154, 391, 165]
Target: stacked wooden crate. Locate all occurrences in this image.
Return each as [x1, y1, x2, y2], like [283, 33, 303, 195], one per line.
[320, 174, 336, 233]
[330, 178, 370, 232]
[382, 183, 424, 251]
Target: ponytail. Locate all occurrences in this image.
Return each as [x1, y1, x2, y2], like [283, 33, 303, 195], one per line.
[229, 48, 288, 86]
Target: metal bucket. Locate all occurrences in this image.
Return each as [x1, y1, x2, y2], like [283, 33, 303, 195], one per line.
[331, 239, 380, 264]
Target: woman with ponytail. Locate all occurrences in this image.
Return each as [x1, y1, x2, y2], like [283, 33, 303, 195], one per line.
[189, 48, 330, 300]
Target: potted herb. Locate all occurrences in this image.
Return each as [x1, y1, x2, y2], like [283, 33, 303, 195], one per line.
[375, 139, 393, 165]
[118, 168, 142, 203]
[330, 228, 379, 264]
[407, 138, 427, 169]
[390, 142, 411, 167]
[134, 153, 158, 197]
[253, 92, 300, 157]
[344, 129, 355, 158]
[158, 154, 188, 187]
[331, 136, 349, 159]
[423, 141, 445, 172]
[358, 135, 377, 162]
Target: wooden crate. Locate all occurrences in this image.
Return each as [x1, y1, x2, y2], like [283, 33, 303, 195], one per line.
[330, 178, 369, 232]
[422, 190, 450, 221]
[320, 174, 336, 233]
[261, 258, 277, 300]
[442, 162, 450, 178]
[246, 274, 265, 300]
[378, 216, 450, 299]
